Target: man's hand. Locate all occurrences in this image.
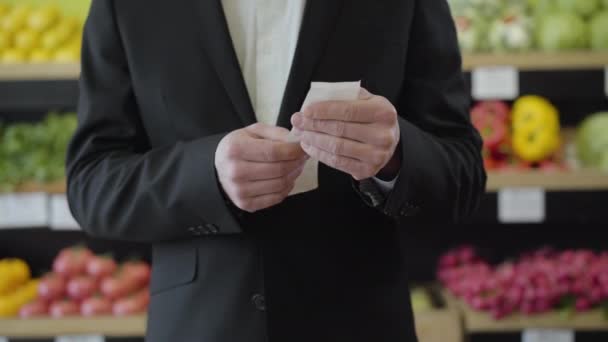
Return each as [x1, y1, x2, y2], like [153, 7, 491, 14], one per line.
[215, 123, 308, 213]
[291, 88, 400, 181]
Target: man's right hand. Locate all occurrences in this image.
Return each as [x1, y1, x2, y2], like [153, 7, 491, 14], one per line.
[215, 123, 308, 213]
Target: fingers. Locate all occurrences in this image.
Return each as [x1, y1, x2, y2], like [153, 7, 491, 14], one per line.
[291, 113, 397, 148]
[246, 122, 290, 141]
[230, 163, 304, 212]
[226, 157, 307, 181]
[238, 163, 303, 197]
[229, 138, 306, 162]
[301, 142, 374, 181]
[296, 130, 385, 165]
[303, 97, 396, 124]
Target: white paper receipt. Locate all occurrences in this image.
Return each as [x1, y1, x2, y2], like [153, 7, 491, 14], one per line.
[287, 81, 361, 196]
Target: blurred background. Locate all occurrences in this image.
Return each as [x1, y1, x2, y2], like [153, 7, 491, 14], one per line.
[0, 0, 607, 341]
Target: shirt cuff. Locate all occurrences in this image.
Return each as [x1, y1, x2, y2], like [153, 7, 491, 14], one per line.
[371, 173, 399, 195]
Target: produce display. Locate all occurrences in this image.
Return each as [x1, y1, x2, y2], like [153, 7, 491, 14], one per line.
[0, 112, 77, 192]
[449, 0, 608, 52]
[0, 247, 151, 319]
[471, 96, 564, 171]
[0, 258, 38, 317]
[0, 3, 83, 63]
[576, 112, 608, 172]
[438, 246, 608, 319]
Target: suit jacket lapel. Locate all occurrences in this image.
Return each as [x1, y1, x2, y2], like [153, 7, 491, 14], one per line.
[276, 0, 345, 129]
[195, 0, 257, 127]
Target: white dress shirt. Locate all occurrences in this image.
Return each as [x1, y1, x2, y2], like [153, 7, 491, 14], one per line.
[222, 0, 397, 192]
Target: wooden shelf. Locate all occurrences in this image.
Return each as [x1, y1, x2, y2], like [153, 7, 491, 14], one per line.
[462, 51, 608, 71]
[463, 308, 608, 333]
[0, 63, 80, 81]
[0, 315, 146, 338]
[0, 52, 606, 81]
[444, 292, 608, 333]
[486, 169, 608, 192]
[13, 180, 67, 194]
[414, 309, 464, 342]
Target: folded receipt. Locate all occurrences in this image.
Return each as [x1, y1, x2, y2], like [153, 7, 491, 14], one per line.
[287, 81, 361, 196]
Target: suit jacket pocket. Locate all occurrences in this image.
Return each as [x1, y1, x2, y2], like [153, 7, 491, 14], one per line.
[150, 241, 198, 295]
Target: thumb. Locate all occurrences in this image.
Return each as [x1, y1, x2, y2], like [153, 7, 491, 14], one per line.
[358, 87, 374, 100]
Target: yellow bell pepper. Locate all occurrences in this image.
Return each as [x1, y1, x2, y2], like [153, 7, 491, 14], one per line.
[511, 95, 561, 162]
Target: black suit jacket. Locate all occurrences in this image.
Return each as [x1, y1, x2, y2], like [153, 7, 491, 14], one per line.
[67, 1, 486, 341]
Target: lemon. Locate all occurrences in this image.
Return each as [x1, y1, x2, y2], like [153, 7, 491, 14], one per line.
[53, 46, 80, 63]
[0, 4, 11, 19]
[55, 17, 80, 39]
[27, 5, 61, 32]
[29, 48, 52, 63]
[14, 29, 39, 51]
[41, 18, 79, 50]
[1, 48, 27, 63]
[0, 31, 12, 51]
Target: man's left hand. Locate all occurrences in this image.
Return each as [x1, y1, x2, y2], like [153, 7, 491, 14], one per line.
[291, 88, 401, 181]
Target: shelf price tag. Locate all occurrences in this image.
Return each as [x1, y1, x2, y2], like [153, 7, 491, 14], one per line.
[56, 335, 105, 342]
[0, 337, 8, 342]
[472, 66, 519, 100]
[0, 193, 48, 228]
[498, 188, 545, 223]
[49, 194, 80, 230]
[522, 329, 574, 342]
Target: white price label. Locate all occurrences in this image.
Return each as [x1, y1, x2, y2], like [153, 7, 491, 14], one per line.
[498, 188, 545, 223]
[49, 195, 80, 230]
[472, 66, 519, 100]
[0, 193, 48, 228]
[523, 329, 574, 342]
[0, 336, 8, 342]
[56, 335, 105, 342]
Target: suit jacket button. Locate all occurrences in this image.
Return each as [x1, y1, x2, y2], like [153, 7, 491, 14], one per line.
[251, 294, 266, 311]
[205, 223, 219, 234]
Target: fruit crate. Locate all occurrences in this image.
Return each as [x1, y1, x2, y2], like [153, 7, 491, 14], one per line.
[412, 285, 464, 342]
[0, 315, 146, 339]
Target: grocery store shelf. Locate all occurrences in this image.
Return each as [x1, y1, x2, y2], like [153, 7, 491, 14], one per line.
[444, 293, 608, 333]
[486, 169, 608, 192]
[0, 52, 607, 80]
[464, 308, 608, 333]
[414, 309, 463, 342]
[14, 180, 67, 194]
[0, 63, 80, 81]
[0, 315, 146, 338]
[462, 52, 608, 71]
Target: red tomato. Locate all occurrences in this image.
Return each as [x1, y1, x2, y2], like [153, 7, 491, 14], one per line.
[112, 288, 150, 316]
[86, 256, 118, 279]
[121, 261, 151, 287]
[19, 299, 48, 318]
[67, 276, 98, 301]
[100, 276, 140, 300]
[49, 300, 79, 318]
[53, 247, 94, 277]
[38, 274, 66, 301]
[80, 297, 112, 316]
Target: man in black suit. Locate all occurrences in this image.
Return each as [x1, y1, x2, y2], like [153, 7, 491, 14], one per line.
[67, 1, 486, 341]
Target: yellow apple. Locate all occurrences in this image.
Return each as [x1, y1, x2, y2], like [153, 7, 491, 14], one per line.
[0, 31, 12, 51]
[14, 29, 39, 51]
[53, 46, 80, 63]
[1, 48, 27, 63]
[27, 5, 61, 32]
[0, 4, 11, 19]
[1, 7, 30, 34]
[29, 48, 52, 63]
